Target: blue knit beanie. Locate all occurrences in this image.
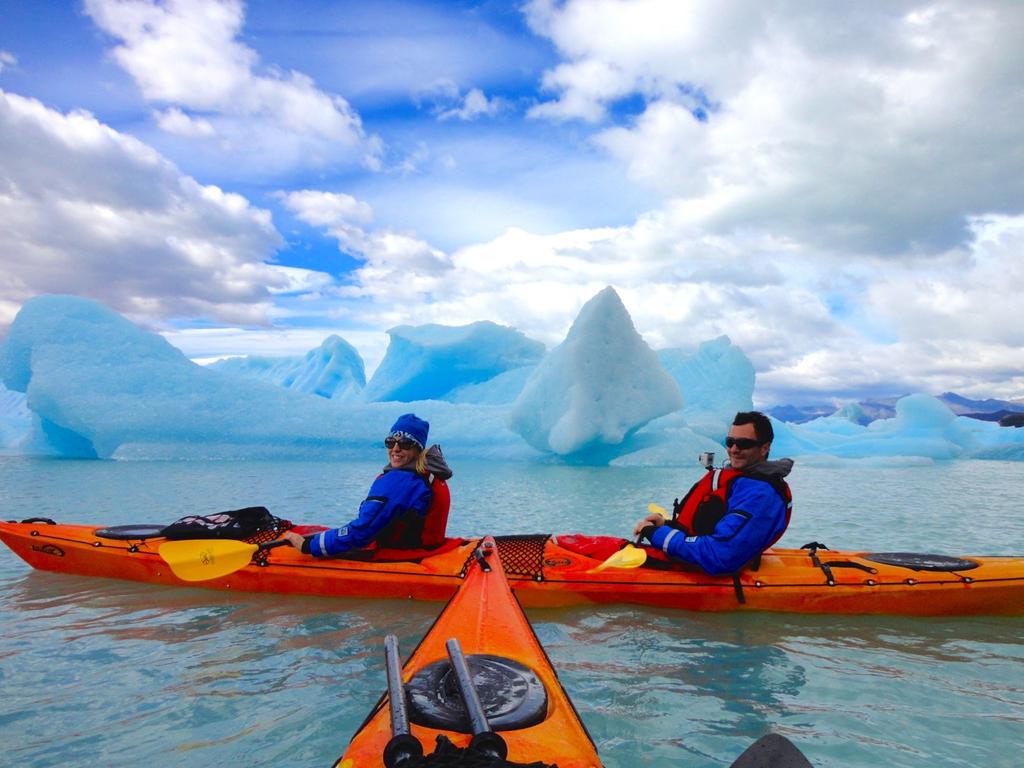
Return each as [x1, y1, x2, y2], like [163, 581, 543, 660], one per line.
[387, 413, 429, 450]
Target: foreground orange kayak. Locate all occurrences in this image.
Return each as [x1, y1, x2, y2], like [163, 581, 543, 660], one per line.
[2, 519, 1022, 615]
[336, 536, 602, 768]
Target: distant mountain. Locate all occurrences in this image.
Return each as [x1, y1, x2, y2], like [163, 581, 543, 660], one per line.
[770, 391, 1024, 428]
[936, 392, 1024, 415]
[846, 399, 901, 423]
[767, 398, 902, 424]
[961, 409, 1024, 424]
[765, 404, 835, 423]
[769, 392, 1024, 425]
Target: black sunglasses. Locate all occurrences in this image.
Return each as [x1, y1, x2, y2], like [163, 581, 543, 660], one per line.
[725, 437, 763, 450]
[384, 437, 418, 450]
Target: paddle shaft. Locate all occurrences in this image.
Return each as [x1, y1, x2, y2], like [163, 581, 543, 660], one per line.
[260, 538, 293, 552]
[445, 638, 490, 735]
[230, 537, 292, 561]
[445, 638, 508, 760]
[382, 634, 423, 768]
[384, 634, 413, 737]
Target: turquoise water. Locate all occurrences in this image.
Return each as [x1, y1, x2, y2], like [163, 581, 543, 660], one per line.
[1, 456, 1022, 767]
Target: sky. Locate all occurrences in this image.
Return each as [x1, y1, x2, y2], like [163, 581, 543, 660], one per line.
[1, 0, 1023, 407]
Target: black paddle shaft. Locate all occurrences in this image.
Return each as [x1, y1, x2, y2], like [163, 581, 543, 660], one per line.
[385, 634, 413, 736]
[444, 638, 508, 760]
[382, 634, 423, 768]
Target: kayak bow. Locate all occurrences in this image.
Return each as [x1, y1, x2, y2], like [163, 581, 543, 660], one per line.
[336, 536, 602, 768]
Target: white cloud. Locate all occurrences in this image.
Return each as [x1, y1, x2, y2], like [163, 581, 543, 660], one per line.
[84, 0, 383, 172]
[864, 216, 1024, 349]
[264, 265, 335, 295]
[279, 189, 452, 320]
[152, 106, 215, 137]
[525, 0, 1024, 257]
[6, 1, 1022, 406]
[281, 190, 374, 229]
[529, 57, 638, 123]
[286, 178, 1024, 402]
[417, 79, 508, 121]
[393, 141, 433, 175]
[437, 88, 506, 121]
[0, 89, 286, 331]
[161, 203, 1024, 394]
[0, 51, 16, 74]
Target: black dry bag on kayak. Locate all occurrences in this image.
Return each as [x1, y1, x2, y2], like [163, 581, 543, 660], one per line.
[160, 506, 284, 541]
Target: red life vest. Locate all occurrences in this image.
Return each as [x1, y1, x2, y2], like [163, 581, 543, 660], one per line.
[673, 467, 793, 547]
[419, 477, 450, 547]
[375, 475, 450, 550]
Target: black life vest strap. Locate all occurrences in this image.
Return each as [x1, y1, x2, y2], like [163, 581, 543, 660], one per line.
[729, 551, 766, 604]
[731, 571, 746, 604]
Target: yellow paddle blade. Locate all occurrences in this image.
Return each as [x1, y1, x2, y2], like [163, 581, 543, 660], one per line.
[589, 544, 648, 573]
[647, 502, 669, 518]
[158, 539, 260, 582]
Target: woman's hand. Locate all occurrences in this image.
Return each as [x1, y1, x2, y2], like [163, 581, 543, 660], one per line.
[282, 531, 307, 550]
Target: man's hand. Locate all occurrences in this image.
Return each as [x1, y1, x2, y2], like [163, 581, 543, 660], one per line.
[282, 530, 307, 550]
[632, 510, 666, 537]
[636, 524, 658, 544]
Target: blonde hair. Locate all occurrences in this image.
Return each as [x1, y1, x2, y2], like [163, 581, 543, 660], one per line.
[415, 447, 428, 476]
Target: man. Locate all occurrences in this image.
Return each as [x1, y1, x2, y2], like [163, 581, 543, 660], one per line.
[633, 411, 793, 575]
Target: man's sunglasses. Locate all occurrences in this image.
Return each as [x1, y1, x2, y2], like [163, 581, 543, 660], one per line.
[725, 437, 763, 450]
[384, 437, 418, 450]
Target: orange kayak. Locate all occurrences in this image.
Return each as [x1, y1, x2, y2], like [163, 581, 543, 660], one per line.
[2, 519, 1022, 616]
[335, 536, 601, 768]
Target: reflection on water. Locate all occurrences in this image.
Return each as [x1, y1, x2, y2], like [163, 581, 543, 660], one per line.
[1, 457, 1023, 767]
[1, 571, 441, 768]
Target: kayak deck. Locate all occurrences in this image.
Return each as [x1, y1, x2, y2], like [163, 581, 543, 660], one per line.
[2, 520, 1022, 615]
[337, 537, 602, 767]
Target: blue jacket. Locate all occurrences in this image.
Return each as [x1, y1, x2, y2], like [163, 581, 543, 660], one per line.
[307, 467, 432, 557]
[649, 472, 789, 575]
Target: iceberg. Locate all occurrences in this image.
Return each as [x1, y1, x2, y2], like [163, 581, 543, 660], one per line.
[3, 292, 1024, 465]
[658, 335, 755, 436]
[770, 393, 1024, 461]
[508, 287, 683, 457]
[1, 295, 338, 458]
[608, 424, 723, 467]
[0, 382, 30, 452]
[0, 295, 536, 459]
[659, 336, 754, 416]
[445, 365, 537, 405]
[209, 335, 365, 400]
[362, 322, 545, 403]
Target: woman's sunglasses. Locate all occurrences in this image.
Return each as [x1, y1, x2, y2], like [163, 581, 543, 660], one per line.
[725, 437, 763, 450]
[384, 437, 418, 450]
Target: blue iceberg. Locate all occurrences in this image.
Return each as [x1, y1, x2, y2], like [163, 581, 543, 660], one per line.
[210, 335, 365, 401]
[508, 287, 683, 456]
[2, 291, 1024, 464]
[362, 321, 544, 403]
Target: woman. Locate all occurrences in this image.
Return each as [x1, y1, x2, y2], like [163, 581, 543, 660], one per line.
[283, 413, 452, 557]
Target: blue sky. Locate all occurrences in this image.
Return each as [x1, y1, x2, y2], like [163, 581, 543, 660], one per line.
[2, 0, 1023, 406]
